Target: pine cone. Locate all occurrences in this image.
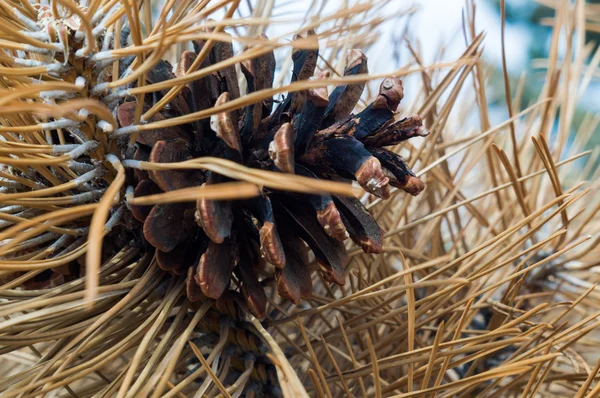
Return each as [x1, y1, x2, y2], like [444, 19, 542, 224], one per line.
[117, 34, 428, 317]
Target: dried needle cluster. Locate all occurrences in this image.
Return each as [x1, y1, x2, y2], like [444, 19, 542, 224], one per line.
[1, 0, 599, 397]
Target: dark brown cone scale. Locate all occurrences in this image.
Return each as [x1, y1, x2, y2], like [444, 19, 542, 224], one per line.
[237, 261, 267, 318]
[133, 146, 151, 181]
[259, 221, 286, 269]
[143, 203, 195, 252]
[291, 30, 318, 82]
[131, 180, 162, 222]
[276, 236, 312, 304]
[117, 102, 185, 147]
[197, 239, 238, 299]
[369, 147, 425, 196]
[122, 39, 427, 312]
[355, 157, 391, 200]
[195, 184, 234, 244]
[316, 202, 349, 242]
[334, 196, 383, 254]
[323, 49, 368, 124]
[278, 202, 346, 286]
[361, 114, 428, 148]
[402, 176, 425, 196]
[211, 35, 240, 100]
[157, 239, 200, 274]
[268, 123, 295, 174]
[186, 265, 205, 302]
[214, 92, 242, 152]
[373, 77, 404, 110]
[149, 139, 201, 191]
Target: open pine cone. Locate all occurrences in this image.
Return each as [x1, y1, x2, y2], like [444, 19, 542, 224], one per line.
[115, 33, 428, 317]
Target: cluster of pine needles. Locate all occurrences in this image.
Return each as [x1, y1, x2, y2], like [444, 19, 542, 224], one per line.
[1, 0, 600, 396]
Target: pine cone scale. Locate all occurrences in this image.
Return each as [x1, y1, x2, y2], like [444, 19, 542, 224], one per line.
[111, 32, 426, 317]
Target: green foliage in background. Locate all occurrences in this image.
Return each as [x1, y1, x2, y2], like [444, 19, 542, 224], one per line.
[488, 0, 599, 163]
